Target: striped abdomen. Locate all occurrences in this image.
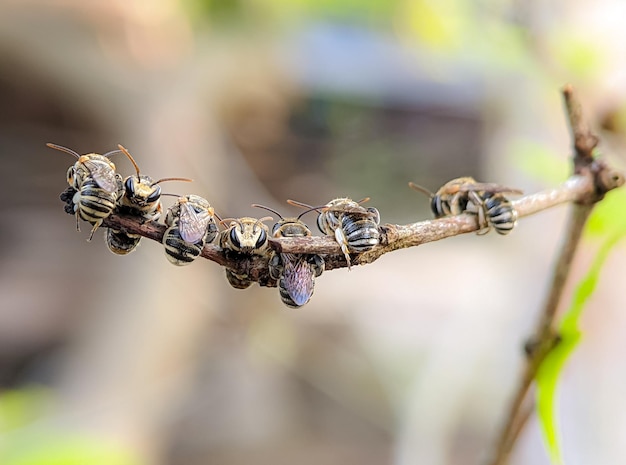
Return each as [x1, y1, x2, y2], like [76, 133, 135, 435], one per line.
[340, 213, 380, 252]
[483, 193, 517, 235]
[430, 194, 470, 218]
[317, 210, 341, 235]
[75, 179, 117, 225]
[163, 225, 204, 266]
[106, 229, 141, 255]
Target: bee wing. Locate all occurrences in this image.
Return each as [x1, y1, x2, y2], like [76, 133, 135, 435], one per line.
[179, 201, 210, 243]
[323, 205, 373, 216]
[455, 183, 523, 195]
[282, 255, 315, 307]
[83, 159, 118, 192]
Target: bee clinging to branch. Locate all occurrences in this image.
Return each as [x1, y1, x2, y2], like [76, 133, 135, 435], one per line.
[289, 197, 380, 269]
[219, 216, 273, 289]
[107, 144, 193, 255]
[47, 142, 124, 241]
[409, 177, 522, 235]
[253, 204, 324, 308]
[162, 195, 218, 266]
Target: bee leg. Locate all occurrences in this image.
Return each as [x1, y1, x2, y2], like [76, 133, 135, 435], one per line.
[86, 220, 102, 242]
[468, 191, 489, 235]
[75, 211, 81, 232]
[334, 228, 352, 270]
[268, 253, 283, 280]
[308, 255, 325, 277]
[450, 193, 462, 215]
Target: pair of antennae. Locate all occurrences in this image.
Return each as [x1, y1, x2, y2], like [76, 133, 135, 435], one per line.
[284, 197, 370, 215]
[252, 202, 319, 221]
[46, 142, 122, 159]
[218, 216, 273, 231]
[116, 144, 192, 187]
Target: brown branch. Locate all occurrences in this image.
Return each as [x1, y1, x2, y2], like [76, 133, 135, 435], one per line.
[487, 85, 624, 465]
[100, 168, 618, 289]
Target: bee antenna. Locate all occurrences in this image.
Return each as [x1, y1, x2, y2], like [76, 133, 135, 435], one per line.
[408, 182, 434, 198]
[152, 177, 193, 186]
[287, 199, 314, 209]
[254, 216, 273, 233]
[219, 217, 238, 228]
[118, 144, 141, 176]
[356, 197, 370, 205]
[287, 199, 324, 214]
[161, 193, 182, 198]
[102, 149, 123, 158]
[46, 142, 80, 159]
[251, 204, 283, 220]
[296, 206, 322, 220]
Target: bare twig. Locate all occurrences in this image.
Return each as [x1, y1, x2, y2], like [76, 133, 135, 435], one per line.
[487, 85, 624, 465]
[101, 173, 599, 282]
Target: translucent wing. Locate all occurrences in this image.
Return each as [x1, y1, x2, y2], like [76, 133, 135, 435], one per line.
[323, 204, 375, 217]
[454, 183, 523, 195]
[179, 201, 210, 243]
[282, 255, 315, 307]
[83, 159, 118, 192]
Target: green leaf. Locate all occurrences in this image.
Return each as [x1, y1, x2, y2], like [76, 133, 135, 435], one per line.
[536, 330, 581, 465]
[536, 233, 624, 464]
[0, 433, 139, 465]
[585, 188, 626, 238]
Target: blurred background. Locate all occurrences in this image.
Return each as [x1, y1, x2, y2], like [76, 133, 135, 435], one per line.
[1, 0, 626, 464]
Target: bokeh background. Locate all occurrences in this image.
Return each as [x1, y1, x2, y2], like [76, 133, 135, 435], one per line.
[1, 1, 626, 464]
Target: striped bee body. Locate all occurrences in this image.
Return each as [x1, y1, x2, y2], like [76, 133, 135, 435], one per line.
[106, 145, 192, 255]
[339, 207, 380, 253]
[316, 198, 380, 269]
[162, 195, 218, 266]
[480, 193, 518, 235]
[254, 204, 325, 308]
[73, 177, 120, 229]
[409, 177, 521, 235]
[219, 216, 272, 289]
[48, 143, 124, 241]
[272, 253, 324, 308]
[105, 228, 141, 255]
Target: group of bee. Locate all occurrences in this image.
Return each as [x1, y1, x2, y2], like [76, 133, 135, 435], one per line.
[50, 143, 521, 309]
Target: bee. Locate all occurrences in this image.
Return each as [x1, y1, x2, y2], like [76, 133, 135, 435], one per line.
[106, 144, 192, 255]
[47, 142, 124, 241]
[289, 198, 380, 269]
[219, 216, 272, 289]
[408, 177, 522, 235]
[252, 204, 325, 308]
[162, 195, 218, 266]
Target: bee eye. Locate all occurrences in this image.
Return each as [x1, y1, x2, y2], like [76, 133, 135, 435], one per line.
[124, 177, 135, 195]
[255, 228, 267, 248]
[271, 224, 282, 237]
[147, 185, 161, 203]
[66, 167, 75, 185]
[316, 215, 325, 234]
[229, 227, 241, 249]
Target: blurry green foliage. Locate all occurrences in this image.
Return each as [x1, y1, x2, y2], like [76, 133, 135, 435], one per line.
[518, 139, 626, 464]
[549, 30, 605, 81]
[586, 187, 626, 238]
[182, 0, 400, 28]
[512, 139, 569, 185]
[0, 387, 53, 432]
[0, 387, 139, 465]
[536, 225, 625, 464]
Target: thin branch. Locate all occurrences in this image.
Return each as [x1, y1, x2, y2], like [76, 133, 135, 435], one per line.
[487, 85, 624, 465]
[101, 171, 604, 285]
